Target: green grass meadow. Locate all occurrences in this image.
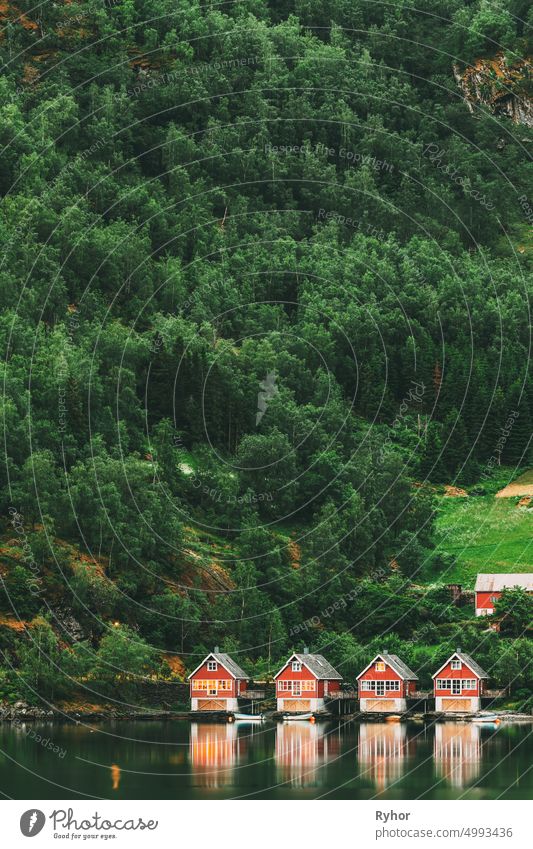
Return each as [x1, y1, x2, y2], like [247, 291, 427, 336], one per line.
[433, 495, 533, 586]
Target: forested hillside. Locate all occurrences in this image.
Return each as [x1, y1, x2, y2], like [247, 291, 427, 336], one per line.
[0, 0, 531, 703]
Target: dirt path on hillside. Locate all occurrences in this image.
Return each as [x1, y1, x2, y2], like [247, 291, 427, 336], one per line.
[496, 470, 533, 498]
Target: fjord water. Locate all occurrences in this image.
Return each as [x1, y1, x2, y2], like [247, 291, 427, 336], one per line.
[1, 719, 532, 799]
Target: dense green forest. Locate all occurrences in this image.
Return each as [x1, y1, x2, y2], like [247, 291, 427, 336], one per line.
[0, 0, 532, 706]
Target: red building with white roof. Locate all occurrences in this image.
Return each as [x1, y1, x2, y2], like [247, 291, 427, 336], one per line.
[188, 649, 249, 712]
[475, 573, 533, 616]
[357, 653, 418, 712]
[274, 650, 342, 713]
[432, 650, 488, 713]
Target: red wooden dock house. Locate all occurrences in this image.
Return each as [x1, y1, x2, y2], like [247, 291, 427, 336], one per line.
[357, 652, 418, 713]
[274, 650, 342, 713]
[189, 649, 249, 712]
[432, 650, 488, 713]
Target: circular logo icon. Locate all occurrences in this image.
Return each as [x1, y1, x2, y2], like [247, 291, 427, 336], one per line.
[20, 810, 46, 837]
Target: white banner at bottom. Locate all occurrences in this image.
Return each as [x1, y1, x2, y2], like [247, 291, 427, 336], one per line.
[1, 800, 531, 848]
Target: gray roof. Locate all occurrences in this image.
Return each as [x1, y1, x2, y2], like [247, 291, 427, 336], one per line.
[276, 653, 342, 680]
[433, 652, 489, 680]
[211, 653, 249, 680]
[380, 652, 419, 681]
[475, 573, 533, 592]
[455, 652, 489, 679]
[188, 652, 249, 680]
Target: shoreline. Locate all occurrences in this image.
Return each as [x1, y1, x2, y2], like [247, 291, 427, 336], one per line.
[1, 706, 532, 724]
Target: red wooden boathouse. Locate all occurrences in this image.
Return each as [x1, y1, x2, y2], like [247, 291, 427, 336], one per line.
[432, 650, 488, 713]
[189, 649, 249, 712]
[357, 652, 418, 713]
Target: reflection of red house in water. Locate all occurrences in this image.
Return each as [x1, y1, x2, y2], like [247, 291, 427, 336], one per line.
[358, 723, 414, 791]
[357, 653, 418, 713]
[275, 722, 340, 787]
[189, 723, 242, 788]
[475, 573, 533, 616]
[274, 650, 342, 713]
[434, 723, 481, 788]
[189, 649, 249, 712]
[432, 650, 488, 713]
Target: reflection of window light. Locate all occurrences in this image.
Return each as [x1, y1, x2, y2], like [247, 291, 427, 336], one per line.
[375, 661, 385, 671]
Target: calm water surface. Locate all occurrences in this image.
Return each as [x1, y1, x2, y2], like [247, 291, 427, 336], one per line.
[1, 719, 532, 799]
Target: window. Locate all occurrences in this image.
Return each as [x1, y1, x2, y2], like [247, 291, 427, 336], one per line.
[490, 596, 498, 603]
[376, 681, 385, 696]
[462, 679, 476, 690]
[218, 680, 231, 691]
[451, 660, 462, 670]
[207, 660, 218, 671]
[301, 680, 315, 691]
[385, 681, 400, 691]
[375, 661, 385, 671]
[437, 679, 451, 689]
[278, 680, 292, 692]
[452, 680, 461, 695]
[193, 679, 208, 690]
[360, 681, 373, 691]
[292, 661, 302, 672]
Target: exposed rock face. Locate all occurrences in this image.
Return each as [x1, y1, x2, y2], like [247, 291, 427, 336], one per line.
[453, 54, 532, 128]
[50, 607, 87, 642]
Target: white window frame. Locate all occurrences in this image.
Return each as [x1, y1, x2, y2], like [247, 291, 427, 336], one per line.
[292, 661, 302, 672]
[375, 661, 386, 671]
[451, 660, 462, 670]
[437, 679, 451, 690]
[207, 660, 218, 671]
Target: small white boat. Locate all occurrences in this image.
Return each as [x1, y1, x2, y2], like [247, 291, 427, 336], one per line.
[472, 714, 500, 724]
[282, 712, 313, 722]
[234, 713, 265, 722]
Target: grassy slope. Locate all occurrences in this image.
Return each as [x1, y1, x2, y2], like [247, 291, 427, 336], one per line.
[433, 494, 533, 586]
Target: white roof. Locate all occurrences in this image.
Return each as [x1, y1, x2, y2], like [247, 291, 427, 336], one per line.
[475, 573, 533, 592]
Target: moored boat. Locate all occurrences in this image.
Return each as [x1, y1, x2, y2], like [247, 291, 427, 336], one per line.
[234, 712, 265, 721]
[282, 712, 313, 722]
